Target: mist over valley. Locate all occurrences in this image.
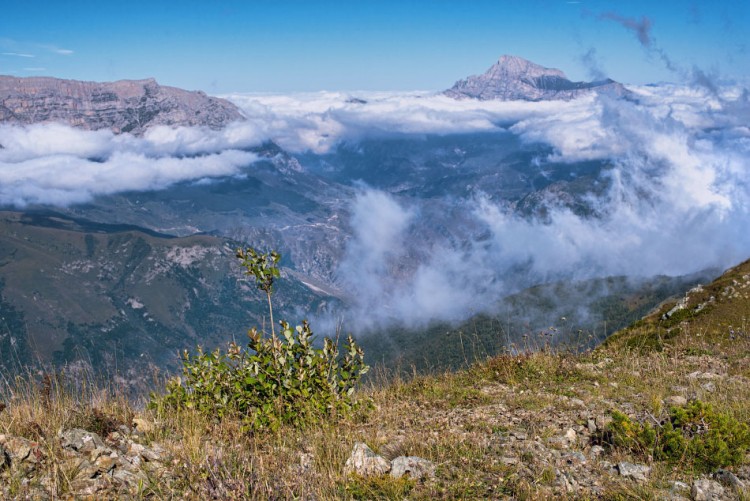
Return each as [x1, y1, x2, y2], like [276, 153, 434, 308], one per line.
[1, 56, 749, 376]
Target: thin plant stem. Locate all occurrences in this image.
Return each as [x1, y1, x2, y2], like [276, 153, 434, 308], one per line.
[267, 292, 276, 340]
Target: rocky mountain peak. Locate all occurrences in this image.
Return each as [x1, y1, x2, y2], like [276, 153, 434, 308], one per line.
[444, 55, 629, 101]
[488, 55, 567, 80]
[0, 75, 245, 135]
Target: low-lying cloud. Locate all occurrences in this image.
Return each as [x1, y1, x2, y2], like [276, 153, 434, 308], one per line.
[324, 85, 750, 331]
[1, 89, 608, 207]
[0, 122, 261, 206]
[1, 80, 749, 337]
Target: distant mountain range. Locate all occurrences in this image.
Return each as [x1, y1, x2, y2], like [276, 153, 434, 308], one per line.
[0, 76, 244, 135]
[0, 55, 627, 140]
[444, 55, 629, 101]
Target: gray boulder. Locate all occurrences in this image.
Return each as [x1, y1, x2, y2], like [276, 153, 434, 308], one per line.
[691, 477, 725, 500]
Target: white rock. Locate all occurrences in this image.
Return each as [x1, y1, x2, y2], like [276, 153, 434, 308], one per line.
[617, 462, 650, 483]
[344, 442, 390, 477]
[564, 428, 577, 443]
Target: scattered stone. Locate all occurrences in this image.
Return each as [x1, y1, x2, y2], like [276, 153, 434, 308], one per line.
[344, 442, 390, 477]
[589, 445, 605, 458]
[714, 468, 746, 493]
[390, 456, 435, 480]
[510, 430, 528, 440]
[587, 419, 597, 433]
[666, 395, 688, 407]
[0, 435, 45, 474]
[701, 382, 716, 393]
[691, 477, 725, 500]
[564, 451, 586, 465]
[59, 428, 105, 453]
[128, 442, 146, 457]
[688, 371, 723, 380]
[564, 428, 577, 444]
[140, 442, 165, 462]
[558, 469, 579, 493]
[617, 462, 650, 483]
[2, 427, 168, 497]
[596, 415, 613, 430]
[670, 480, 690, 494]
[298, 452, 314, 473]
[117, 424, 133, 435]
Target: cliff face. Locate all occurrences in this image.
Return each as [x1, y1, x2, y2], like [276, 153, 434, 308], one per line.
[445, 55, 629, 101]
[0, 76, 244, 135]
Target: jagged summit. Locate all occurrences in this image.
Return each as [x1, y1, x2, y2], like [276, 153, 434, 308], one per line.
[444, 55, 629, 101]
[0, 75, 245, 135]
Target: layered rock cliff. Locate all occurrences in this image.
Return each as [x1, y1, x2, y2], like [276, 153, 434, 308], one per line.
[0, 76, 244, 134]
[445, 55, 629, 101]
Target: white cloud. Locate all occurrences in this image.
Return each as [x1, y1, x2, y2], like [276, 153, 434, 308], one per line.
[2, 52, 34, 58]
[0, 123, 259, 207]
[325, 85, 750, 330]
[38, 44, 73, 56]
[224, 91, 581, 153]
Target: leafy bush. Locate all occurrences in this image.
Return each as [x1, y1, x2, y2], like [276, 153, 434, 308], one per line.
[150, 247, 369, 431]
[606, 400, 750, 472]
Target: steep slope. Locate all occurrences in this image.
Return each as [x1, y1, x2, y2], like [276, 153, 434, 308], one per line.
[0, 211, 333, 385]
[56, 141, 352, 285]
[445, 55, 629, 101]
[0, 75, 244, 134]
[604, 257, 750, 354]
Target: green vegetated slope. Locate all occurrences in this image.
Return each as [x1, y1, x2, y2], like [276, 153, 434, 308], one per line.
[604, 257, 750, 357]
[0, 211, 329, 386]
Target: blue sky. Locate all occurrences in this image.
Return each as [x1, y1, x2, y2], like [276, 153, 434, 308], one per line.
[1, 1, 747, 93]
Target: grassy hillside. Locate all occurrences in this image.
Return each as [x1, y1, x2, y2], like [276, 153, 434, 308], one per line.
[0, 211, 331, 385]
[1, 260, 749, 499]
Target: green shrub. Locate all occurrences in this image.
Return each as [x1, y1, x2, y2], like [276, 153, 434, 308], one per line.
[150, 247, 369, 431]
[606, 400, 750, 472]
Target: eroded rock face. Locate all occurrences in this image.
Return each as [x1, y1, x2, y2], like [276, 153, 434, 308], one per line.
[444, 55, 629, 101]
[0, 76, 244, 135]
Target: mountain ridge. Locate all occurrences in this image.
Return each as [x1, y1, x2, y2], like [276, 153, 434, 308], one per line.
[445, 54, 630, 101]
[0, 75, 244, 135]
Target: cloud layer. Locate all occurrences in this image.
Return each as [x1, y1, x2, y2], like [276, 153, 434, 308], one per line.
[1, 83, 749, 336]
[319, 86, 750, 330]
[0, 123, 261, 206]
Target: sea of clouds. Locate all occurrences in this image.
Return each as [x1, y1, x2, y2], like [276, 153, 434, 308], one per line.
[1, 83, 749, 330]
